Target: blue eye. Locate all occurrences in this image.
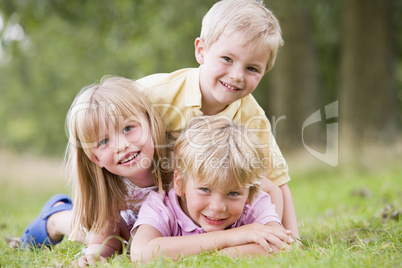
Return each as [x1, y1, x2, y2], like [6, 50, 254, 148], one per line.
[123, 126, 134, 134]
[98, 138, 109, 147]
[199, 187, 210, 193]
[228, 191, 240, 197]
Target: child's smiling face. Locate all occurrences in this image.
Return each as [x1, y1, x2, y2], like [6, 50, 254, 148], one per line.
[196, 31, 270, 114]
[176, 173, 250, 232]
[89, 114, 155, 187]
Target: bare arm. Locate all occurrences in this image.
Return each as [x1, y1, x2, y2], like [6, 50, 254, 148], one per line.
[218, 243, 280, 257]
[75, 217, 130, 267]
[260, 177, 284, 220]
[280, 183, 299, 239]
[217, 222, 292, 257]
[131, 222, 292, 263]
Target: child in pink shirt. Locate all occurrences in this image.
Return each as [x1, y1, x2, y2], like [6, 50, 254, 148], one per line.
[131, 116, 294, 262]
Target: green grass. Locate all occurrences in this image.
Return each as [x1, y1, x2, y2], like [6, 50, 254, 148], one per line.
[1, 157, 401, 267]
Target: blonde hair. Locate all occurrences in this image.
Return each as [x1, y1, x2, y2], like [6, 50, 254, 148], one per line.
[200, 0, 283, 72]
[66, 76, 170, 239]
[174, 116, 265, 201]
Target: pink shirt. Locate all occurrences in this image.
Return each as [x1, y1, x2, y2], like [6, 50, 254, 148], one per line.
[132, 188, 281, 236]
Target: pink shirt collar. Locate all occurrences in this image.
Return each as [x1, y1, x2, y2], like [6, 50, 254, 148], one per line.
[167, 188, 206, 235]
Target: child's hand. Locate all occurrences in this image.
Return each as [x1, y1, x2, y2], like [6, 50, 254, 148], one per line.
[73, 254, 106, 267]
[229, 222, 293, 252]
[264, 221, 294, 249]
[72, 243, 114, 267]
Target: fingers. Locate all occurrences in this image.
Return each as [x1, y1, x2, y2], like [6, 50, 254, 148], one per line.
[73, 255, 106, 267]
[275, 230, 294, 244]
[72, 256, 90, 267]
[252, 232, 292, 253]
[257, 225, 295, 251]
[254, 236, 273, 252]
[87, 255, 98, 267]
[270, 234, 292, 250]
[227, 223, 296, 253]
[264, 225, 294, 243]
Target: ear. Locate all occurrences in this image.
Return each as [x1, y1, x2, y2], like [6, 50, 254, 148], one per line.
[89, 154, 104, 168]
[173, 170, 184, 197]
[194, 37, 206, 65]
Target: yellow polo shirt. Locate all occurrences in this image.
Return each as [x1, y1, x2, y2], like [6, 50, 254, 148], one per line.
[137, 68, 290, 186]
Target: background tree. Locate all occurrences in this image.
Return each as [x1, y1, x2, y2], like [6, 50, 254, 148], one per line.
[263, 0, 321, 153]
[0, 0, 401, 159]
[339, 0, 398, 152]
[0, 0, 214, 154]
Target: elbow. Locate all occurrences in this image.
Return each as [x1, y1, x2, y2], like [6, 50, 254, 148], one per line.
[131, 237, 168, 263]
[130, 246, 148, 263]
[131, 252, 148, 264]
[130, 247, 155, 263]
[130, 250, 138, 262]
[130, 253, 140, 263]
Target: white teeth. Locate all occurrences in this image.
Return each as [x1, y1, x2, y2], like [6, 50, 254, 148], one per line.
[120, 152, 139, 164]
[222, 82, 238, 90]
[206, 216, 222, 221]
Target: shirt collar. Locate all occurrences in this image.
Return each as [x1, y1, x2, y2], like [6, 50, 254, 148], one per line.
[168, 188, 205, 234]
[217, 98, 241, 119]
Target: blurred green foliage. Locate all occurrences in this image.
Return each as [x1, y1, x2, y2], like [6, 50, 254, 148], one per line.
[0, 0, 215, 155]
[0, 0, 401, 156]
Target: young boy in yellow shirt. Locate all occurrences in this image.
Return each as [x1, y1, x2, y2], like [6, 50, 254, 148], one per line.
[137, 0, 299, 238]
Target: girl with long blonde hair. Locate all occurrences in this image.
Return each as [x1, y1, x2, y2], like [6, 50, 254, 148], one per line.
[21, 76, 171, 266]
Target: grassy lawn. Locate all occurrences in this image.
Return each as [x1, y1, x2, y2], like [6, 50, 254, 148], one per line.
[0, 152, 401, 267]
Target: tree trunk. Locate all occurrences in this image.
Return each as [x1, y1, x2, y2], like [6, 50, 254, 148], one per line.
[262, 1, 320, 154]
[339, 0, 397, 151]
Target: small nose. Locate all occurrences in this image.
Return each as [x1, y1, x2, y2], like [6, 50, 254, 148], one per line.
[209, 194, 226, 212]
[229, 66, 244, 82]
[114, 134, 129, 153]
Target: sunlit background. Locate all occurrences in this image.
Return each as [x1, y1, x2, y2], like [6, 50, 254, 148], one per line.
[0, 3, 401, 266]
[0, 0, 401, 179]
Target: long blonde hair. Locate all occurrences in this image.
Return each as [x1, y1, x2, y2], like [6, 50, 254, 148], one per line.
[66, 76, 170, 239]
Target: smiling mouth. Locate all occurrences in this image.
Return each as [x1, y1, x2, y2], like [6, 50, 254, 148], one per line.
[221, 81, 240, 91]
[119, 152, 139, 164]
[202, 214, 227, 225]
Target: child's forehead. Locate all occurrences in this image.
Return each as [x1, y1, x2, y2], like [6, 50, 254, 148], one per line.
[89, 104, 143, 121]
[80, 107, 144, 136]
[214, 29, 267, 49]
[96, 115, 142, 129]
[191, 175, 246, 192]
[212, 32, 270, 61]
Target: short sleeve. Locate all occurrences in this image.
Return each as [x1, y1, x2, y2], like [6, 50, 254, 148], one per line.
[131, 191, 175, 237]
[241, 191, 281, 226]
